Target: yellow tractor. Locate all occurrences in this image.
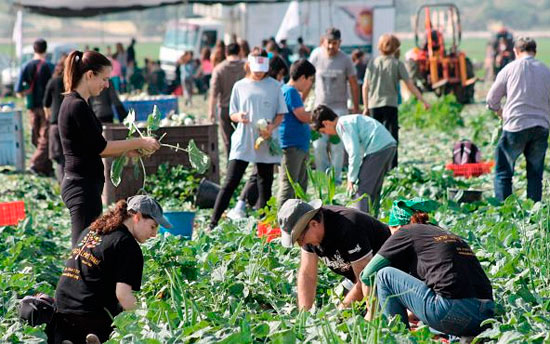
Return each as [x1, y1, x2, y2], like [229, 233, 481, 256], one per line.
[405, 4, 477, 104]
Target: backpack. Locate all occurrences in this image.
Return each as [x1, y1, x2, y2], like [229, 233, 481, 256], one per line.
[18, 293, 56, 327]
[453, 140, 481, 165]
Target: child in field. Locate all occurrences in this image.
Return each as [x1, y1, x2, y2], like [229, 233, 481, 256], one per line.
[276, 59, 316, 207]
[312, 105, 396, 214]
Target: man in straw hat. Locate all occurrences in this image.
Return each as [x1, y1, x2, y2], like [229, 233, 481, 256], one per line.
[277, 199, 390, 310]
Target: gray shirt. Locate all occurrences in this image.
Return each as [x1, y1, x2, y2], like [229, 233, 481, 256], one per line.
[365, 56, 409, 109]
[486, 55, 550, 132]
[229, 77, 288, 164]
[310, 49, 355, 113]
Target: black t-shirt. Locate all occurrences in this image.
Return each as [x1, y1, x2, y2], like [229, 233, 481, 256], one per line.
[43, 76, 64, 124]
[58, 92, 108, 180]
[377, 224, 493, 300]
[303, 206, 391, 282]
[55, 225, 143, 317]
[14, 59, 54, 108]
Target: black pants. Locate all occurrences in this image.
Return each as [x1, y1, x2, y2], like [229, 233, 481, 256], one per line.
[371, 106, 399, 168]
[47, 312, 113, 344]
[61, 176, 104, 247]
[218, 107, 235, 159]
[238, 165, 274, 209]
[210, 159, 274, 227]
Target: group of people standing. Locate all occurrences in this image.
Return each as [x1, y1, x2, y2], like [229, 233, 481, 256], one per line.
[13, 24, 549, 342]
[207, 28, 430, 228]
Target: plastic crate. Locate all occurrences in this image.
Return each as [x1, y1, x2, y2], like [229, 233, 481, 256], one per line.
[102, 123, 219, 205]
[0, 110, 25, 171]
[445, 161, 494, 178]
[122, 97, 178, 121]
[0, 201, 25, 226]
[257, 221, 281, 243]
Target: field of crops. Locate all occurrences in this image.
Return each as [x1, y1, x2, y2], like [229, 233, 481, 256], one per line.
[1, 86, 550, 343]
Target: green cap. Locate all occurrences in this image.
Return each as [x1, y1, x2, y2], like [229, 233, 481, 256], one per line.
[388, 197, 439, 226]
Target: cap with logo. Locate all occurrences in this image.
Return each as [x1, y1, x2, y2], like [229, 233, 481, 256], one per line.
[277, 199, 323, 248]
[127, 195, 172, 229]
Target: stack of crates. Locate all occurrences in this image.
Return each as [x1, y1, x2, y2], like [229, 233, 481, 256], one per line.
[0, 110, 25, 171]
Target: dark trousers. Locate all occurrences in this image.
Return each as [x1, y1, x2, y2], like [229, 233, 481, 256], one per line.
[61, 176, 104, 247]
[47, 312, 113, 344]
[371, 106, 399, 169]
[218, 106, 235, 158]
[48, 124, 65, 184]
[29, 107, 53, 174]
[355, 145, 396, 215]
[210, 159, 274, 227]
[494, 126, 549, 202]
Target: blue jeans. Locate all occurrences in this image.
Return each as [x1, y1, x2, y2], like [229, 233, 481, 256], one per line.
[376, 267, 494, 337]
[494, 126, 549, 202]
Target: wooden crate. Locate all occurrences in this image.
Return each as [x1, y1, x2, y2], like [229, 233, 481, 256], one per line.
[102, 124, 219, 205]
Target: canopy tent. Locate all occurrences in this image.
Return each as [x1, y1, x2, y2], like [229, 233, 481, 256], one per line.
[14, 0, 290, 17]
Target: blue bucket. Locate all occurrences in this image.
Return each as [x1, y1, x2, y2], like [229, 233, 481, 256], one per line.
[160, 211, 195, 238]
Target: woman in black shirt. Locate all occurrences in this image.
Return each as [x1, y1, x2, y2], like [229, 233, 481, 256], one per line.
[58, 50, 160, 247]
[48, 195, 172, 343]
[360, 198, 494, 338]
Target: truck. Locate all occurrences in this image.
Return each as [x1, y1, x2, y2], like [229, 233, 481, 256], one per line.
[159, 0, 395, 80]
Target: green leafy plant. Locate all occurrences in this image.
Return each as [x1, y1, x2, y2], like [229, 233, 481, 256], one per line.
[110, 106, 210, 188]
[399, 94, 464, 133]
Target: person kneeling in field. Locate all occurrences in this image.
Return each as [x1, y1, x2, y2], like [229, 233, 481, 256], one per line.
[312, 105, 396, 214]
[360, 198, 494, 340]
[47, 195, 172, 344]
[277, 199, 391, 310]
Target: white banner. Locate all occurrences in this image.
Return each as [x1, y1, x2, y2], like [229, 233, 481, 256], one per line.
[276, 1, 300, 42]
[12, 10, 23, 60]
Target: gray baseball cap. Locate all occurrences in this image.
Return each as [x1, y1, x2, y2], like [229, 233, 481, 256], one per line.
[127, 195, 172, 229]
[278, 199, 323, 248]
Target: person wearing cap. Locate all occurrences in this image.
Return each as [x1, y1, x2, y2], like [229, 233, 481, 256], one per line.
[278, 199, 391, 310]
[48, 195, 171, 344]
[209, 47, 287, 229]
[360, 198, 494, 339]
[309, 27, 360, 184]
[312, 105, 396, 214]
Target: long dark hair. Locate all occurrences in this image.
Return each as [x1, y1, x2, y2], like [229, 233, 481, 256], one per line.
[90, 200, 132, 234]
[63, 50, 111, 93]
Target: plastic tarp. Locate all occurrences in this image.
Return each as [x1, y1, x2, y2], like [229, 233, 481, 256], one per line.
[13, 0, 290, 17]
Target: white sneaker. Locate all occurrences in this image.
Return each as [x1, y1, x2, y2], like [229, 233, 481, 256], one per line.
[227, 207, 246, 220]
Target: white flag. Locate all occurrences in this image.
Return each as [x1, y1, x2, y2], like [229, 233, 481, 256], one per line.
[276, 1, 300, 43]
[12, 10, 23, 60]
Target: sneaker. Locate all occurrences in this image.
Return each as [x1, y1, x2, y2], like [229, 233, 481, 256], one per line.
[85, 334, 101, 344]
[227, 207, 246, 220]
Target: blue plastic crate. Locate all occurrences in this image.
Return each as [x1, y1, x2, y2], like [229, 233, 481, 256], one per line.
[122, 97, 178, 121]
[160, 211, 195, 239]
[0, 110, 25, 171]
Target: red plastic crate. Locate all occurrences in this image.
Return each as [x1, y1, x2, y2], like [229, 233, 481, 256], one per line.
[257, 221, 281, 243]
[445, 161, 494, 178]
[0, 201, 25, 226]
